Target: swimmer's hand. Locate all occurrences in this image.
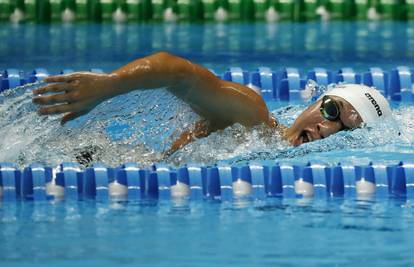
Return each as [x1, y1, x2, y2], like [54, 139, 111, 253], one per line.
[32, 72, 117, 125]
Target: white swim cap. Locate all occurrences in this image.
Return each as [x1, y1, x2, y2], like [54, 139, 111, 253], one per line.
[324, 84, 392, 124]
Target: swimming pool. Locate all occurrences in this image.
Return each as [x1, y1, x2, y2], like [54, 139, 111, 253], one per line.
[1, 21, 414, 266]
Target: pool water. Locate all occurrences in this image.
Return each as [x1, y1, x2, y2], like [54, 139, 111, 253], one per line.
[1, 198, 414, 267]
[2, 21, 414, 72]
[1, 21, 414, 267]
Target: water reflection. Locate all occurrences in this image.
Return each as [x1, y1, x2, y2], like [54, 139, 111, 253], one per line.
[1, 21, 414, 72]
[1, 198, 414, 266]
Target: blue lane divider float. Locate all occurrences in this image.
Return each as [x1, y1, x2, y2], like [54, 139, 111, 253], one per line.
[307, 68, 333, 87]
[387, 162, 414, 198]
[1, 161, 414, 201]
[369, 162, 389, 197]
[57, 162, 83, 199]
[1, 69, 26, 91]
[0, 163, 21, 201]
[336, 67, 361, 84]
[202, 166, 221, 200]
[331, 164, 345, 197]
[222, 67, 249, 85]
[277, 67, 306, 101]
[186, 164, 206, 199]
[389, 66, 414, 101]
[264, 164, 283, 197]
[251, 67, 277, 100]
[22, 163, 54, 200]
[363, 67, 388, 96]
[1, 66, 414, 101]
[27, 68, 49, 83]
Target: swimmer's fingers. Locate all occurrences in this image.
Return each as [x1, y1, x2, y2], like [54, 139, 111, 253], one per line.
[37, 101, 92, 124]
[33, 92, 74, 105]
[32, 83, 74, 95]
[44, 72, 94, 84]
[44, 74, 78, 84]
[38, 103, 79, 116]
[61, 111, 88, 125]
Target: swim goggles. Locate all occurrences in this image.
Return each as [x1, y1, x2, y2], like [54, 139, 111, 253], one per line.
[320, 95, 340, 121]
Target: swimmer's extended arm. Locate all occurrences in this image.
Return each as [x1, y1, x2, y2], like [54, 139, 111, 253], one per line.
[33, 51, 276, 128]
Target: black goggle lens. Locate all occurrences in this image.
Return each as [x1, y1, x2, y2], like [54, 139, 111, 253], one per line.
[320, 96, 340, 121]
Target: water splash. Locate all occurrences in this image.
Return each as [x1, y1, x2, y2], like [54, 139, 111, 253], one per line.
[0, 83, 199, 167]
[0, 85, 413, 168]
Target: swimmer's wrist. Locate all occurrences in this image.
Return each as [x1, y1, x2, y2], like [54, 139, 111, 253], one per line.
[103, 73, 127, 99]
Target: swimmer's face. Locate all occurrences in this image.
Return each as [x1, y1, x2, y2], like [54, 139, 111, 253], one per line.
[284, 96, 363, 146]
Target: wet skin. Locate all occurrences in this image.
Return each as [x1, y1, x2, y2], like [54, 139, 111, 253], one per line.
[32, 52, 362, 155]
[283, 96, 363, 146]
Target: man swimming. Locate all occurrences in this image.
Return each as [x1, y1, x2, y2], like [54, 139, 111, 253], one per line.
[32, 52, 392, 156]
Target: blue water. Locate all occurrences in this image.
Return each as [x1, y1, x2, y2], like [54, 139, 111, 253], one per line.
[2, 21, 414, 72]
[1, 199, 414, 267]
[1, 21, 414, 267]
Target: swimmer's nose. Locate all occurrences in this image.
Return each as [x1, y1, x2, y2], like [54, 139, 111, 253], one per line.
[316, 121, 342, 139]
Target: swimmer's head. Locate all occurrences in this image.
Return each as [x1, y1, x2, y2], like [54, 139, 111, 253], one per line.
[284, 84, 392, 146]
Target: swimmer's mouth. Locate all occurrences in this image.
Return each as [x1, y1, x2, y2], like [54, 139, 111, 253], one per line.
[297, 129, 324, 146]
[289, 129, 321, 146]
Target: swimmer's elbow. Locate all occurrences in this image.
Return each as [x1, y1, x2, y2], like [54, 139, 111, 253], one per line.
[153, 51, 174, 61]
[153, 51, 185, 68]
[153, 51, 196, 80]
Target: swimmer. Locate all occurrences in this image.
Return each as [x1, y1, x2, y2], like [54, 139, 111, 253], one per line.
[32, 52, 392, 156]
